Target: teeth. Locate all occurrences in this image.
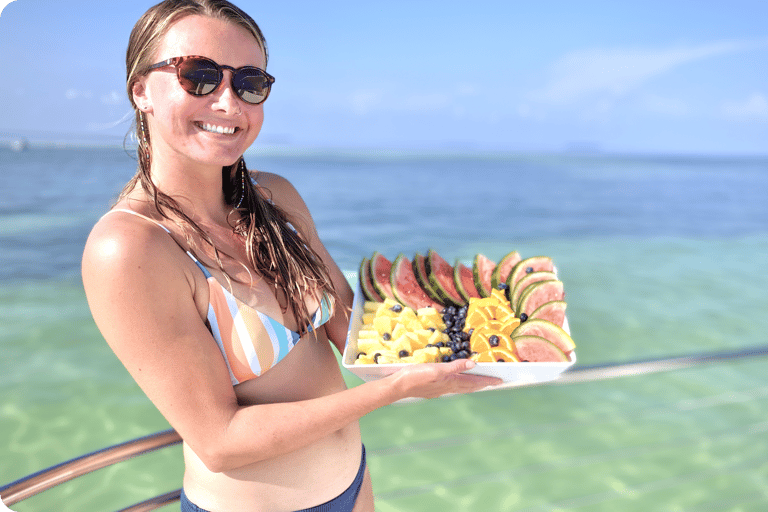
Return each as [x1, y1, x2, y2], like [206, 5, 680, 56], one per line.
[200, 123, 236, 135]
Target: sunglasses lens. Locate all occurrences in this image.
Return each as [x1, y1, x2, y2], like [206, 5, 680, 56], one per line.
[234, 69, 271, 104]
[178, 59, 221, 96]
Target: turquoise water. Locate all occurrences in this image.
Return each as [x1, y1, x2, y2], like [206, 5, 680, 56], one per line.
[1, 147, 767, 510]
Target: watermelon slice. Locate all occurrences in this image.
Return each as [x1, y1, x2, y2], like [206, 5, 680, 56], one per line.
[370, 252, 396, 301]
[391, 254, 441, 310]
[511, 318, 575, 356]
[491, 250, 521, 292]
[453, 260, 482, 303]
[529, 300, 567, 328]
[412, 252, 444, 305]
[510, 271, 557, 312]
[472, 253, 496, 298]
[426, 249, 464, 307]
[513, 335, 569, 362]
[507, 256, 555, 290]
[517, 280, 565, 317]
[359, 257, 384, 302]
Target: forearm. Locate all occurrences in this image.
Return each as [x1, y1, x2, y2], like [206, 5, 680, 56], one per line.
[211, 376, 397, 472]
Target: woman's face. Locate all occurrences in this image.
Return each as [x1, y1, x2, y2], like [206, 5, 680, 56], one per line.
[135, 15, 267, 169]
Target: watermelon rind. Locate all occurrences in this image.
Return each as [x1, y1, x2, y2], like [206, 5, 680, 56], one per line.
[507, 256, 554, 291]
[359, 257, 384, 302]
[511, 318, 575, 354]
[491, 250, 521, 292]
[516, 280, 565, 317]
[412, 252, 444, 305]
[370, 252, 396, 301]
[472, 254, 496, 298]
[426, 249, 464, 307]
[390, 254, 440, 310]
[529, 300, 567, 328]
[453, 260, 482, 303]
[513, 335, 569, 363]
[509, 271, 557, 312]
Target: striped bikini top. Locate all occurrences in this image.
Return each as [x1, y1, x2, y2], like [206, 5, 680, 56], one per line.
[106, 209, 334, 386]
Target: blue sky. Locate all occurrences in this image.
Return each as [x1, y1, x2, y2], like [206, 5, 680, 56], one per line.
[0, 0, 766, 154]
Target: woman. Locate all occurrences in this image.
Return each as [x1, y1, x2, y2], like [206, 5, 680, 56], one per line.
[82, 1, 501, 510]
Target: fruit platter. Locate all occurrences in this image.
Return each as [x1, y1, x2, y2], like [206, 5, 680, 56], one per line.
[342, 250, 577, 387]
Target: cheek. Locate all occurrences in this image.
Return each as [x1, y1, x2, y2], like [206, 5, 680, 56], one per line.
[248, 107, 265, 136]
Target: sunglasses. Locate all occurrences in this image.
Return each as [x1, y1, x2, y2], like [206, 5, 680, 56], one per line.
[147, 55, 275, 105]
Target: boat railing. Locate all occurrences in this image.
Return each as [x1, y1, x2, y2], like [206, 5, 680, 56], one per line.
[2, 344, 768, 511]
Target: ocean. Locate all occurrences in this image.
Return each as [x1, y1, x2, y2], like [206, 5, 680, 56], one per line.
[1, 146, 767, 511]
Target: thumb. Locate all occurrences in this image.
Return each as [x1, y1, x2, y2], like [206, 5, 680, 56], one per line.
[444, 358, 476, 374]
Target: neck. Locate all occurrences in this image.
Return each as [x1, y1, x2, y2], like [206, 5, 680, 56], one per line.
[147, 147, 236, 226]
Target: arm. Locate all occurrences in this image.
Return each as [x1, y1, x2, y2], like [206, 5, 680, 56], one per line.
[83, 211, 500, 475]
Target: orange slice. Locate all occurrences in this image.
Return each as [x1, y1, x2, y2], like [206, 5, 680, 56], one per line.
[470, 332, 493, 352]
[465, 307, 490, 328]
[474, 348, 519, 363]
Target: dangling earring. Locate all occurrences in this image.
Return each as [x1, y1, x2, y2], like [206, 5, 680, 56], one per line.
[235, 158, 247, 209]
[139, 111, 151, 162]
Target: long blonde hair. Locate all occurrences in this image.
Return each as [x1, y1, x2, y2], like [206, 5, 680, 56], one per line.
[122, 0, 340, 334]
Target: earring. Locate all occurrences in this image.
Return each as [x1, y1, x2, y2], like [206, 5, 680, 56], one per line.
[235, 158, 247, 208]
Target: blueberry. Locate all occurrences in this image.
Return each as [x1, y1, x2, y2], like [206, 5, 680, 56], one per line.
[428, 327, 436, 332]
[519, 313, 528, 322]
[489, 335, 500, 347]
[436, 342, 445, 348]
[398, 350, 409, 358]
[447, 306, 457, 315]
[456, 350, 470, 359]
[526, 266, 534, 274]
[459, 332, 470, 341]
[461, 341, 470, 351]
[442, 354, 457, 362]
[498, 283, 509, 290]
[390, 304, 403, 313]
[382, 332, 391, 341]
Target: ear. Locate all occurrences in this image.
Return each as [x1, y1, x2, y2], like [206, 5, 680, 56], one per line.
[131, 77, 153, 114]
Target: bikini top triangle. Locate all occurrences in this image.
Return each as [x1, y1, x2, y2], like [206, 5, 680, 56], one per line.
[103, 208, 334, 385]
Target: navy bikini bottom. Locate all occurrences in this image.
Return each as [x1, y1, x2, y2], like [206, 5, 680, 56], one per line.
[180, 445, 367, 512]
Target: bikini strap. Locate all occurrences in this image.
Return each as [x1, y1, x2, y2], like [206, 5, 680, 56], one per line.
[103, 209, 213, 278]
[103, 208, 172, 234]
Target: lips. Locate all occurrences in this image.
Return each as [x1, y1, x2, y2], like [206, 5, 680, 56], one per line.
[196, 122, 239, 135]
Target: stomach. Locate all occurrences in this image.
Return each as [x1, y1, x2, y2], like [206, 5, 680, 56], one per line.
[181, 331, 364, 512]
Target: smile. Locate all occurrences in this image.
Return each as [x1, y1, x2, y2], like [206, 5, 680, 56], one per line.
[197, 122, 239, 135]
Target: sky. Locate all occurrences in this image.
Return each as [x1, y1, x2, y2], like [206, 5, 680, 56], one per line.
[0, 0, 766, 155]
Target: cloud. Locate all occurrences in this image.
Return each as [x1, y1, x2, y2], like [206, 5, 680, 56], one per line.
[721, 93, 768, 122]
[65, 88, 93, 100]
[100, 90, 124, 105]
[531, 38, 766, 105]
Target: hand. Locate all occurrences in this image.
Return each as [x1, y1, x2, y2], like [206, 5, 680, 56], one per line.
[388, 359, 503, 400]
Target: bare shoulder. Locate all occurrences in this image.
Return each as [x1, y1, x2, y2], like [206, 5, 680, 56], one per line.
[81, 209, 197, 329]
[83, 210, 182, 281]
[252, 170, 303, 204]
[251, 170, 314, 228]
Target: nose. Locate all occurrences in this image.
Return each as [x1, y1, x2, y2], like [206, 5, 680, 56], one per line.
[211, 70, 242, 115]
